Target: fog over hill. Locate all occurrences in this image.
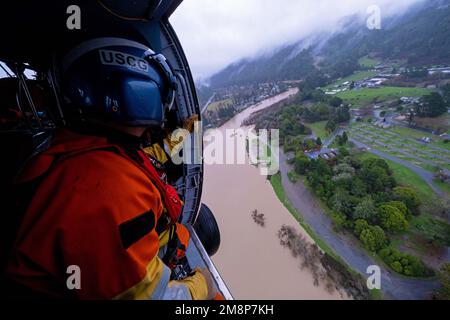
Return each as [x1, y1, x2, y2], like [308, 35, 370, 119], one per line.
[205, 0, 450, 88]
[172, 0, 430, 82]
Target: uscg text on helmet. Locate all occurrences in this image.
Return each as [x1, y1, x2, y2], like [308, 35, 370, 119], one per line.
[99, 50, 149, 72]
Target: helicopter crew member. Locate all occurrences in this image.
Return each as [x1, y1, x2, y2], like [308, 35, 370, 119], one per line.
[5, 38, 215, 300]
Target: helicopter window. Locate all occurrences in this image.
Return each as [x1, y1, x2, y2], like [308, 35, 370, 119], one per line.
[0, 62, 14, 79]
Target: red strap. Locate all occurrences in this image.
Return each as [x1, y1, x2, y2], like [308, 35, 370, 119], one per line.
[132, 150, 183, 223]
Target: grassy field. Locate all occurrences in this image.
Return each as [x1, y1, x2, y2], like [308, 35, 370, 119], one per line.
[325, 71, 378, 89]
[307, 121, 329, 140]
[434, 179, 450, 194]
[358, 56, 380, 68]
[336, 86, 430, 106]
[410, 213, 450, 247]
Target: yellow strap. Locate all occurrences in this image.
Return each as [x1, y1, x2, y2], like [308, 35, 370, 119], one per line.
[143, 143, 169, 164]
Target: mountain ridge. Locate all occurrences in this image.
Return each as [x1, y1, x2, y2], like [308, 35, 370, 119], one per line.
[206, 0, 450, 89]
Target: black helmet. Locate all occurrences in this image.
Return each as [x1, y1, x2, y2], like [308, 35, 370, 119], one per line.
[62, 37, 177, 128]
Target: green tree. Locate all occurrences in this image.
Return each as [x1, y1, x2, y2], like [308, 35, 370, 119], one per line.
[325, 119, 337, 133]
[359, 158, 396, 194]
[354, 219, 369, 237]
[353, 197, 377, 221]
[442, 84, 450, 106]
[391, 261, 403, 274]
[316, 137, 322, 146]
[416, 92, 448, 118]
[331, 211, 347, 228]
[378, 205, 409, 233]
[294, 153, 310, 175]
[370, 226, 386, 251]
[350, 178, 367, 197]
[393, 187, 421, 212]
[342, 131, 348, 144]
[360, 226, 386, 252]
[331, 188, 355, 217]
[338, 147, 350, 158]
[385, 201, 410, 218]
[330, 96, 343, 108]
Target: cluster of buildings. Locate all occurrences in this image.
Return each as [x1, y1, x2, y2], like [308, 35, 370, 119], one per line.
[253, 83, 282, 102]
[428, 66, 450, 75]
[325, 73, 400, 95]
[236, 83, 283, 111]
[305, 147, 339, 161]
[400, 96, 421, 105]
[325, 81, 350, 95]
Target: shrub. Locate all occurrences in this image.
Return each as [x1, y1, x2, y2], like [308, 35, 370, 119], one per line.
[378, 205, 409, 233]
[331, 211, 347, 229]
[379, 247, 434, 277]
[294, 153, 311, 175]
[353, 197, 377, 221]
[354, 219, 369, 237]
[393, 187, 421, 212]
[391, 261, 403, 274]
[359, 226, 386, 252]
[385, 201, 409, 216]
[378, 247, 391, 259]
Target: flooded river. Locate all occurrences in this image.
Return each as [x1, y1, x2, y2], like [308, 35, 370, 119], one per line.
[202, 89, 344, 300]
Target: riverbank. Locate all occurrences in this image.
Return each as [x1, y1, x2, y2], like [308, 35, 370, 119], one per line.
[278, 151, 440, 299]
[202, 89, 347, 299]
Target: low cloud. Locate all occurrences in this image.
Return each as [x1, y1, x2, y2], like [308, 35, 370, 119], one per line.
[171, 0, 422, 80]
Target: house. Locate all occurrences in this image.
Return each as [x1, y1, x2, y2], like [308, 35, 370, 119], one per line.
[420, 137, 432, 143]
[305, 147, 339, 160]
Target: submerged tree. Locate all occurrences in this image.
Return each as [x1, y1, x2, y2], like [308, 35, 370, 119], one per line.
[251, 209, 266, 227]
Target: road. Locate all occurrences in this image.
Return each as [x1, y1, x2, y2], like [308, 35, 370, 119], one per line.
[278, 152, 440, 300]
[201, 93, 216, 114]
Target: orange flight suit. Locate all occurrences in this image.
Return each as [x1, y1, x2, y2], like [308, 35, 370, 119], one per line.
[6, 129, 208, 300]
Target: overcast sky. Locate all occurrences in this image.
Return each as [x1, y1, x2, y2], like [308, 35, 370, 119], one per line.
[170, 0, 422, 80]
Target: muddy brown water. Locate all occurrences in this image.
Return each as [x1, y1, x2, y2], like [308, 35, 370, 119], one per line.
[202, 89, 346, 299]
